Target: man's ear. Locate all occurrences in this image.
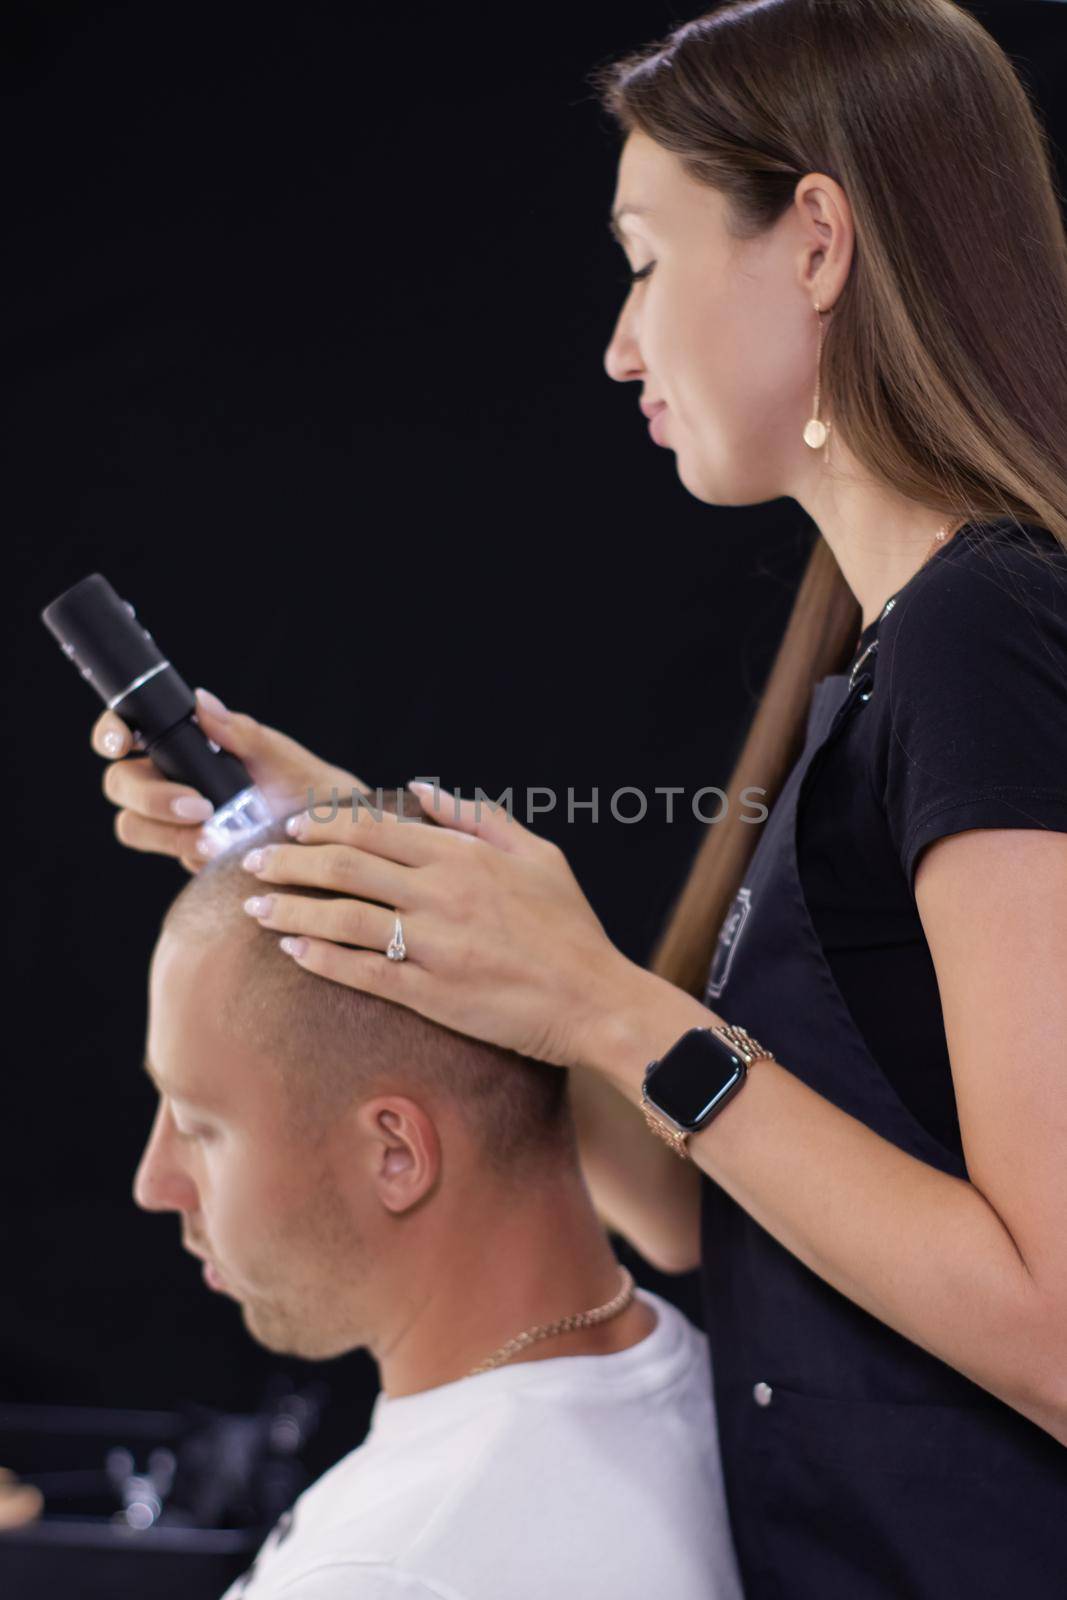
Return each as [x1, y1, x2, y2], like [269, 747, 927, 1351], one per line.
[355, 1095, 442, 1215]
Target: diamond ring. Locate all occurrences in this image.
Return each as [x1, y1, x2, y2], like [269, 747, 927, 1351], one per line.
[385, 914, 407, 962]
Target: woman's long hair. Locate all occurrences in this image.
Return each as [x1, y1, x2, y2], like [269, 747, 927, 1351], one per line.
[589, 0, 1067, 999]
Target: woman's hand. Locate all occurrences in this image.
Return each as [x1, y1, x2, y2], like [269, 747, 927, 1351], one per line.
[240, 783, 642, 1070]
[91, 688, 371, 875]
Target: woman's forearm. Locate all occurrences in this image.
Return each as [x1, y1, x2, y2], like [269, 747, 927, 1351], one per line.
[581, 968, 1067, 1445]
[567, 1065, 702, 1274]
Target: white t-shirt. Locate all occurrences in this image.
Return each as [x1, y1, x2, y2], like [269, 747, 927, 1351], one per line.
[219, 1288, 742, 1599]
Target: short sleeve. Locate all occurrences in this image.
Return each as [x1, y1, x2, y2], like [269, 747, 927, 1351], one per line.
[874, 530, 1067, 896]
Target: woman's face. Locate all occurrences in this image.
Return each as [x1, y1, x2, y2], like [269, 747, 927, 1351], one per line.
[604, 130, 831, 507]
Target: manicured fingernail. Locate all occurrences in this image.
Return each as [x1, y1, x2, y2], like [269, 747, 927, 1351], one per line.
[407, 780, 433, 796]
[195, 687, 230, 721]
[242, 848, 265, 872]
[280, 936, 308, 958]
[196, 834, 222, 859]
[172, 795, 215, 821]
[285, 814, 306, 838]
[243, 895, 273, 917]
[101, 729, 124, 757]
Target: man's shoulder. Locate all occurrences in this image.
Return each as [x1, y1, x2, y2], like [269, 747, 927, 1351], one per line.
[237, 1563, 460, 1599]
[407, 1291, 718, 1511]
[376, 1294, 734, 1597]
[224, 1294, 738, 1600]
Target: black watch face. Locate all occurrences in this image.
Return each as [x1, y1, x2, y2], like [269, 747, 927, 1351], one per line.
[646, 1029, 744, 1129]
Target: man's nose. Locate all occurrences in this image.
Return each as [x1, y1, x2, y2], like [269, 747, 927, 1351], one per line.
[132, 1102, 197, 1214]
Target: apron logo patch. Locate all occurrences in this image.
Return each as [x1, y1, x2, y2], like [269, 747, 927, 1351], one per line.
[706, 887, 752, 1001]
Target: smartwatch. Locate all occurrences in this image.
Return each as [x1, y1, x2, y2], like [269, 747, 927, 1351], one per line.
[641, 1023, 775, 1159]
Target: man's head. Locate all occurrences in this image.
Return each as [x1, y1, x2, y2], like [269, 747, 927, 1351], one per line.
[135, 788, 578, 1360]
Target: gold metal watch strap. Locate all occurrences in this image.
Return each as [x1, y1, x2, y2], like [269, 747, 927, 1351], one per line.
[709, 1022, 776, 1066]
[640, 1096, 693, 1161]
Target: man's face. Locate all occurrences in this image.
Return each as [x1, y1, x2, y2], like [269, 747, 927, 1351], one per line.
[135, 930, 370, 1359]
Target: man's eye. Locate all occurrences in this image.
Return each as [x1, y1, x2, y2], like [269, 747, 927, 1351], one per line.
[621, 262, 655, 287]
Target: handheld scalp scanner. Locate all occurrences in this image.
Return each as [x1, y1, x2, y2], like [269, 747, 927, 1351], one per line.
[42, 573, 273, 853]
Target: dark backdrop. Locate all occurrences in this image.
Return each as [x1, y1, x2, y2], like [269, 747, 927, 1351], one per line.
[4, 0, 1064, 1486]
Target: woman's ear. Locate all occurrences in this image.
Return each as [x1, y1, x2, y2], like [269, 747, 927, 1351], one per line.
[355, 1095, 442, 1215]
[794, 171, 853, 307]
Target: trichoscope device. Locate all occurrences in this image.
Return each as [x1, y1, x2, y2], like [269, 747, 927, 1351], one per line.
[42, 573, 274, 853]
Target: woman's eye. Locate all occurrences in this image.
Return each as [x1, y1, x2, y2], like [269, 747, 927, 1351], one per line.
[621, 262, 655, 287]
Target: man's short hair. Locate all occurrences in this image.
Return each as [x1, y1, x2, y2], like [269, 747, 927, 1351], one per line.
[160, 787, 576, 1179]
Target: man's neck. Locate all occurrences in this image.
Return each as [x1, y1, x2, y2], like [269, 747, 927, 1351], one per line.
[373, 1168, 656, 1397]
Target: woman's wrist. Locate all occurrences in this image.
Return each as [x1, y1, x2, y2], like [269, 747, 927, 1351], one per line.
[577, 958, 721, 1109]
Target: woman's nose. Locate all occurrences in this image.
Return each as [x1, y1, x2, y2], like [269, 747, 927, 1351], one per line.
[603, 310, 643, 386]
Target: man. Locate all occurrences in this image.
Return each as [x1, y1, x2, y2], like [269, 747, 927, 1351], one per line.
[135, 789, 742, 1599]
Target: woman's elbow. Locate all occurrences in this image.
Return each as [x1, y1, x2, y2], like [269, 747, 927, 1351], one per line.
[1003, 1290, 1067, 1447]
[618, 1224, 702, 1277]
[650, 1245, 703, 1275]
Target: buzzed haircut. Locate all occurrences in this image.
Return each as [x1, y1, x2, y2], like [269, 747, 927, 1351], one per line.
[160, 787, 577, 1179]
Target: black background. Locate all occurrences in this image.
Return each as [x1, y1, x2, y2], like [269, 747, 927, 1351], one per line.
[4, 0, 1065, 1488]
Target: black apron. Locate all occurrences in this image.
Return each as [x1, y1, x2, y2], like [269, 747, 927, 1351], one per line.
[699, 653, 1067, 1599]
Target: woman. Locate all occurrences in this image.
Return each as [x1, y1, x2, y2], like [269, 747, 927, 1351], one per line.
[94, 1, 1067, 1594]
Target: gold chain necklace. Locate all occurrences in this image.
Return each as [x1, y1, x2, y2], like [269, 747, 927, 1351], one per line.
[881, 513, 968, 618]
[466, 1266, 636, 1377]
[922, 515, 967, 570]
[848, 515, 967, 693]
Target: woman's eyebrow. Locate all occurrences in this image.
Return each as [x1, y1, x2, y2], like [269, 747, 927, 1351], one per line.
[608, 204, 654, 245]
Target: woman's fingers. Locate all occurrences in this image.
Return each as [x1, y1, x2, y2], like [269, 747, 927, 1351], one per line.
[91, 709, 131, 758]
[93, 713, 212, 874]
[114, 809, 207, 872]
[193, 689, 371, 807]
[92, 693, 374, 877]
[91, 709, 144, 756]
[244, 889, 402, 954]
[242, 840, 409, 906]
[102, 756, 214, 826]
[405, 781, 547, 857]
[97, 743, 211, 869]
[277, 934, 434, 1004]
[284, 804, 449, 867]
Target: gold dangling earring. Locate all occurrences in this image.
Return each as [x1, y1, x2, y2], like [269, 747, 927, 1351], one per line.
[803, 300, 830, 451]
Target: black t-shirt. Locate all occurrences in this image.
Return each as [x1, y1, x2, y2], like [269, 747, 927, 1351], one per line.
[796, 517, 1067, 1160]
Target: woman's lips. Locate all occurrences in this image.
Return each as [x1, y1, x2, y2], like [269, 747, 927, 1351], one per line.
[648, 406, 669, 445]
